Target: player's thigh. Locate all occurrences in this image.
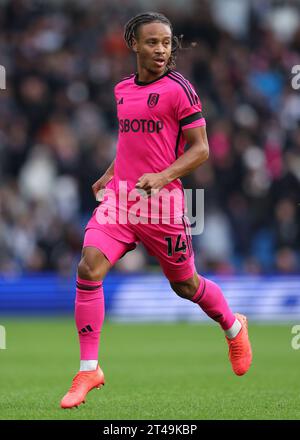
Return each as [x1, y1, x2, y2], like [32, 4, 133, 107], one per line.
[135, 216, 196, 283]
[78, 246, 112, 281]
[79, 226, 137, 280]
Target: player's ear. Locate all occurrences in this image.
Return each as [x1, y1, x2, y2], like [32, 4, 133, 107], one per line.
[132, 37, 139, 53]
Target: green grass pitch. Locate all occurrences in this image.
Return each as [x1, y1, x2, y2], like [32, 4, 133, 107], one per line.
[0, 318, 299, 420]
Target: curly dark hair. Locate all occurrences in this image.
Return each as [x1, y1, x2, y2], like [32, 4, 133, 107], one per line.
[123, 12, 181, 70]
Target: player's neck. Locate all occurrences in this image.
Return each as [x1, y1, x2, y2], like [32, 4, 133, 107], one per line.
[136, 66, 168, 84]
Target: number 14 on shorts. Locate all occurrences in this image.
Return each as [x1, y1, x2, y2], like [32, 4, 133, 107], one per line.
[164, 234, 187, 256]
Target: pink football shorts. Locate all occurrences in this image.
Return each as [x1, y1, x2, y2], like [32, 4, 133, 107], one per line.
[83, 202, 195, 283]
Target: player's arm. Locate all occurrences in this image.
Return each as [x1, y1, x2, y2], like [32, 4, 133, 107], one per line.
[135, 126, 209, 194]
[161, 125, 209, 182]
[92, 159, 115, 200]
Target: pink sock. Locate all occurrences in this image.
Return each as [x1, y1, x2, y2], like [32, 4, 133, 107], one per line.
[191, 275, 235, 330]
[75, 276, 105, 360]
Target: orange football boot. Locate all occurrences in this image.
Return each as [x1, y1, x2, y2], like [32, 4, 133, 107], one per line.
[226, 313, 252, 376]
[60, 365, 105, 409]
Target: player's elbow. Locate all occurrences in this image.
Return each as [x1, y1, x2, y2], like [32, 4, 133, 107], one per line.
[202, 143, 209, 162]
[196, 141, 209, 164]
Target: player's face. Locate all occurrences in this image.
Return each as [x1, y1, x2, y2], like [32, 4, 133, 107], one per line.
[133, 22, 172, 77]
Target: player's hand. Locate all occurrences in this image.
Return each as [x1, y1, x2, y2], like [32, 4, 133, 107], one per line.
[135, 172, 169, 197]
[92, 174, 113, 201]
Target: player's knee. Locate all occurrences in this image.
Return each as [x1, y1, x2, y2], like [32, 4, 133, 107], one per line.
[170, 278, 198, 300]
[77, 257, 102, 281]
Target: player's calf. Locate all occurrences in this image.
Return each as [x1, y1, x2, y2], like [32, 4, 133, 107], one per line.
[170, 272, 199, 299]
[171, 273, 252, 376]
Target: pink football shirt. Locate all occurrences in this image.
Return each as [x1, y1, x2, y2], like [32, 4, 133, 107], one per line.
[104, 69, 206, 221]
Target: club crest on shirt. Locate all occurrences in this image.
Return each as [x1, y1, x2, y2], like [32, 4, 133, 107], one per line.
[147, 93, 160, 108]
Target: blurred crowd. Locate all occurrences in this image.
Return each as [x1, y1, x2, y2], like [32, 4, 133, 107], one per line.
[1, 0, 300, 276]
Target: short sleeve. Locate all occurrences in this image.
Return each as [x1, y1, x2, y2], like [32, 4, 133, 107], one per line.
[174, 79, 206, 130]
